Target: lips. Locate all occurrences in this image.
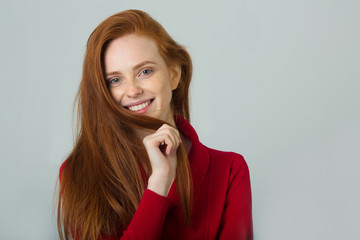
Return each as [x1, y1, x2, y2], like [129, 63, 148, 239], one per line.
[126, 99, 154, 112]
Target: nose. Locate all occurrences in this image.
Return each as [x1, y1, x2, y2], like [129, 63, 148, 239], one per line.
[125, 80, 143, 97]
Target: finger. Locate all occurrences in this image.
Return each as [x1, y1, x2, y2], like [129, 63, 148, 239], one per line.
[166, 128, 181, 155]
[165, 124, 181, 141]
[146, 124, 181, 155]
[144, 133, 175, 153]
[157, 125, 181, 149]
[158, 124, 181, 139]
[169, 127, 181, 144]
[152, 127, 177, 151]
[162, 135, 175, 155]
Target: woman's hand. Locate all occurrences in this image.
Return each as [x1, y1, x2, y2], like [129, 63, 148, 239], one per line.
[142, 124, 182, 196]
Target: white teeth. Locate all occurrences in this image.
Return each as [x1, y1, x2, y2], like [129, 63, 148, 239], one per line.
[128, 100, 151, 112]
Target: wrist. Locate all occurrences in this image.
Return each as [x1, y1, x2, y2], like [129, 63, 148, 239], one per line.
[147, 174, 175, 197]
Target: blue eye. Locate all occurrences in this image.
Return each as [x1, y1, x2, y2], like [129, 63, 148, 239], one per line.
[108, 77, 123, 86]
[140, 69, 152, 76]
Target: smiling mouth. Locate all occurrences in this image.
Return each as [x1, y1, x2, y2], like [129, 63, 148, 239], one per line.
[127, 99, 154, 112]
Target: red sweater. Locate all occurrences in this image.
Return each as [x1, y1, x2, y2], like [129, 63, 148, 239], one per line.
[59, 116, 253, 239]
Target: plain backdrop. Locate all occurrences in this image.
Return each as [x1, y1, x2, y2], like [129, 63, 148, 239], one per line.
[1, 0, 359, 239]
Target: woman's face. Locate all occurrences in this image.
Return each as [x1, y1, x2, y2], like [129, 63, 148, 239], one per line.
[104, 34, 180, 123]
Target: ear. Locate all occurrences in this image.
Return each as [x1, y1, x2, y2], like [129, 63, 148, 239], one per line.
[170, 64, 181, 90]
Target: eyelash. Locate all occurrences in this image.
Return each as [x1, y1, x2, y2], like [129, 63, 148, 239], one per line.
[107, 68, 154, 86]
[139, 68, 153, 76]
[108, 77, 122, 85]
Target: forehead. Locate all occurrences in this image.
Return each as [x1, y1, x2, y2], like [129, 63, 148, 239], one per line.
[104, 34, 164, 73]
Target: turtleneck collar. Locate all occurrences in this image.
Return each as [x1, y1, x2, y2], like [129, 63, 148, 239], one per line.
[167, 115, 210, 205]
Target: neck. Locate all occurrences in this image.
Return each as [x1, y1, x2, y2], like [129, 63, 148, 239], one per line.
[133, 115, 176, 139]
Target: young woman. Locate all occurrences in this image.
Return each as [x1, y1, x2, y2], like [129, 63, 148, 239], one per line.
[57, 9, 253, 240]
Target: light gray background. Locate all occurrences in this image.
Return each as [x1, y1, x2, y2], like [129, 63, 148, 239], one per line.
[1, 0, 359, 239]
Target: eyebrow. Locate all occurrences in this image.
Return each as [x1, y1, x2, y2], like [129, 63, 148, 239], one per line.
[105, 60, 157, 78]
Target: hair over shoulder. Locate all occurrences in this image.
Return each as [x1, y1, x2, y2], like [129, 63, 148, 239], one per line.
[57, 9, 193, 240]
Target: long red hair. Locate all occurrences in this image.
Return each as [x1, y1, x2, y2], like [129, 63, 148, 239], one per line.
[57, 9, 193, 240]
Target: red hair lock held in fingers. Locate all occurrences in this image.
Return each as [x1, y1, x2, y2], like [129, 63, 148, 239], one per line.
[57, 9, 193, 240]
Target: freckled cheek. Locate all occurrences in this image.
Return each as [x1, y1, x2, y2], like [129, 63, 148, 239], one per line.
[109, 89, 125, 104]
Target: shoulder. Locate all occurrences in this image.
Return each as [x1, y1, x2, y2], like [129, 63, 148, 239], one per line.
[204, 146, 250, 182]
[206, 147, 248, 170]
